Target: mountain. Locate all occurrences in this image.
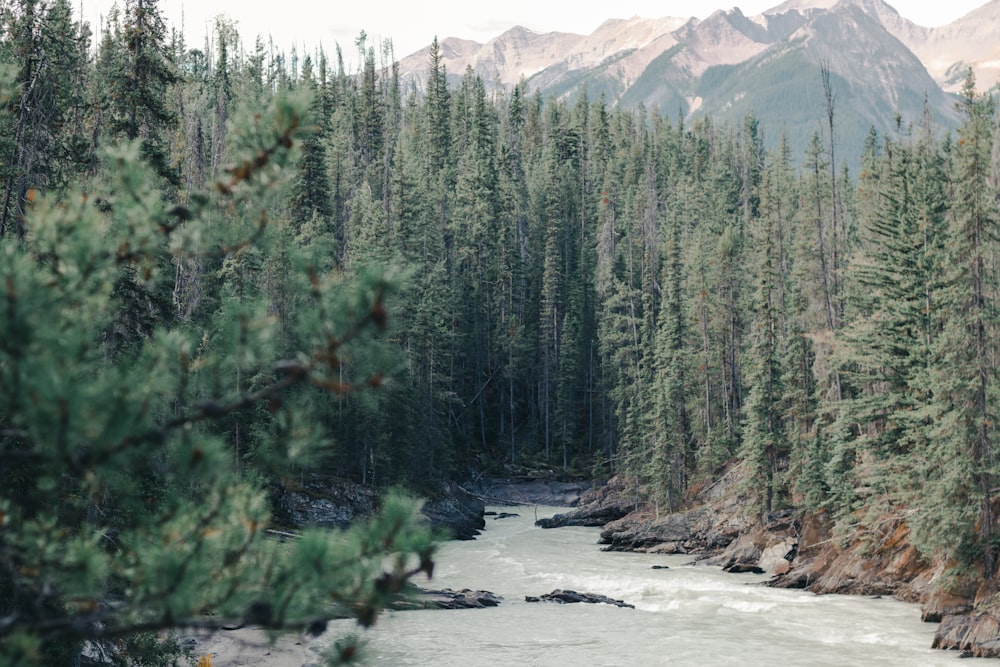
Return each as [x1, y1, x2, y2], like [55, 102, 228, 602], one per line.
[687, 1, 956, 160]
[397, 0, 997, 165]
[884, 0, 1000, 92]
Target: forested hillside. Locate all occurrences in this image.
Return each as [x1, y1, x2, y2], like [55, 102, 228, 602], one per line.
[3, 0, 1000, 662]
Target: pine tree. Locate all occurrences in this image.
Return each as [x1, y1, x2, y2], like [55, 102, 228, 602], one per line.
[594, 110, 647, 475]
[387, 89, 456, 481]
[835, 112, 947, 526]
[355, 34, 385, 196]
[424, 37, 452, 235]
[801, 131, 842, 402]
[494, 82, 534, 464]
[921, 73, 1000, 572]
[741, 139, 787, 517]
[0, 0, 91, 237]
[103, 0, 180, 186]
[446, 72, 500, 456]
[651, 197, 692, 510]
[290, 54, 335, 236]
[208, 16, 236, 179]
[762, 135, 818, 508]
[0, 81, 435, 666]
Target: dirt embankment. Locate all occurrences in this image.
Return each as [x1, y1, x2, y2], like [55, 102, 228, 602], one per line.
[537, 469, 1000, 658]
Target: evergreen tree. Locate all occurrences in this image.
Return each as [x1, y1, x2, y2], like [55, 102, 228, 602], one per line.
[763, 135, 818, 507]
[0, 84, 434, 666]
[354, 34, 385, 196]
[494, 81, 534, 464]
[208, 16, 236, 178]
[103, 0, 180, 186]
[921, 73, 1000, 572]
[424, 37, 452, 235]
[290, 54, 335, 237]
[0, 0, 91, 237]
[801, 131, 842, 402]
[651, 197, 692, 510]
[741, 139, 788, 517]
[839, 113, 947, 522]
[448, 72, 500, 457]
[594, 110, 646, 475]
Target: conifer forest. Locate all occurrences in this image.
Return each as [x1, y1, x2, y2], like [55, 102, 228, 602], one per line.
[3, 0, 1000, 663]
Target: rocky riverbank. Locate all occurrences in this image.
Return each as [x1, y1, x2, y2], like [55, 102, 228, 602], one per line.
[469, 475, 593, 507]
[273, 475, 486, 539]
[273, 470, 593, 540]
[536, 467, 1000, 659]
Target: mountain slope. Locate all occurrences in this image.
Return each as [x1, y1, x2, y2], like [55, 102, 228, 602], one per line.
[694, 2, 958, 163]
[890, 0, 1000, 92]
[767, 0, 1000, 92]
[396, 0, 988, 162]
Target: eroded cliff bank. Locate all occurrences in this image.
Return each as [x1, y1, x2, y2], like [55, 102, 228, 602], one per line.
[537, 469, 1000, 659]
[273, 475, 486, 540]
[271, 467, 599, 541]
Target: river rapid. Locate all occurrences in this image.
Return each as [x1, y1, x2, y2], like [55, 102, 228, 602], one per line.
[332, 506, 963, 665]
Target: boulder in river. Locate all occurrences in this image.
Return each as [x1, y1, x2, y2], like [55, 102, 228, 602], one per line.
[525, 589, 635, 609]
[712, 533, 797, 575]
[597, 505, 740, 553]
[921, 587, 975, 623]
[393, 587, 502, 610]
[757, 538, 798, 574]
[723, 562, 765, 574]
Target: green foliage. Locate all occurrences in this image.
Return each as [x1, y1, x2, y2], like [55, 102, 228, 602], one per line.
[98, 0, 180, 185]
[0, 83, 435, 665]
[740, 168, 788, 516]
[0, 0, 92, 237]
[5, 4, 1000, 615]
[914, 74, 1000, 570]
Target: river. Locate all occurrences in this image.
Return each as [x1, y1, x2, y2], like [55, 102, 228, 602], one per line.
[331, 506, 962, 665]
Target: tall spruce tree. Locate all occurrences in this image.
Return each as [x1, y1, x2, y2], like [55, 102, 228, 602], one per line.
[836, 113, 948, 529]
[651, 197, 692, 510]
[741, 148, 788, 518]
[104, 0, 180, 186]
[921, 73, 1000, 572]
[290, 54, 335, 238]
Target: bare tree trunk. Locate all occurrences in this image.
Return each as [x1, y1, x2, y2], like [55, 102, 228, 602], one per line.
[822, 64, 841, 328]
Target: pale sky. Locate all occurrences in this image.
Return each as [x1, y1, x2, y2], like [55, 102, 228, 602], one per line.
[79, 0, 991, 66]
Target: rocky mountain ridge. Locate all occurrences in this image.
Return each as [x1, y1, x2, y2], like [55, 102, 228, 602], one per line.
[400, 0, 999, 94]
[397, 0, 999, 164]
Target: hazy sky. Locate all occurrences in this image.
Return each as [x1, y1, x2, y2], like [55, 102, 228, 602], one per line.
[78, 0, 991, 65]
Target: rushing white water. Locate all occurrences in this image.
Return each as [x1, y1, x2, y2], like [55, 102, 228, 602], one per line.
[333, 507, 962, 665]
